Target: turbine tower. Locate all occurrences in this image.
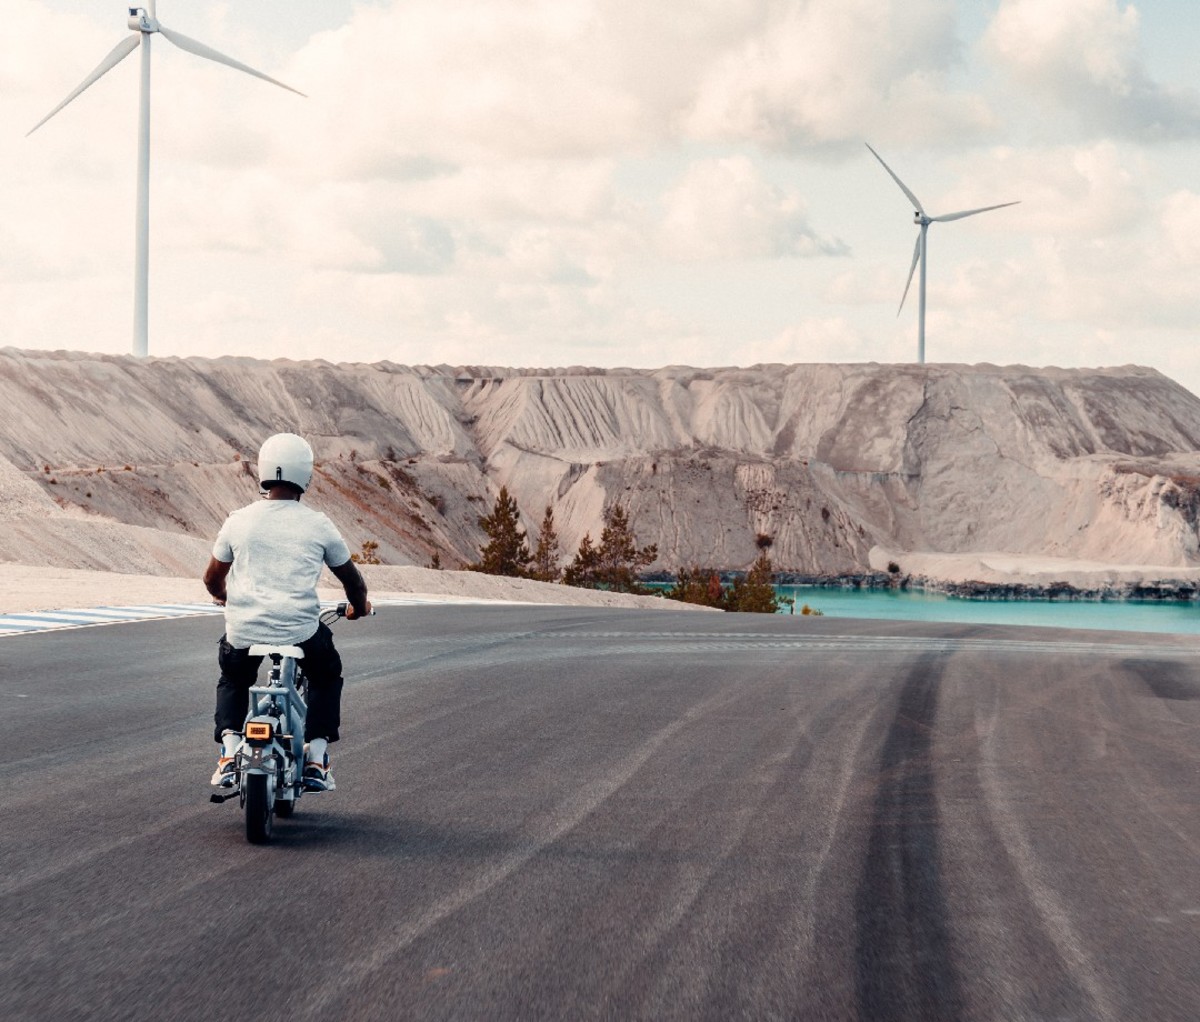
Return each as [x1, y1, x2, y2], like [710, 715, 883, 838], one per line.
[866, 143, 1018, 365]
[28, 2, 304, 358]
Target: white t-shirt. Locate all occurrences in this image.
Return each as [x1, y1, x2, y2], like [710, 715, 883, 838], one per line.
[212, 499, 352, 648]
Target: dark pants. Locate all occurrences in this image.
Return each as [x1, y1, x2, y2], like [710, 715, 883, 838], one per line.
[213, 622, 344, 744]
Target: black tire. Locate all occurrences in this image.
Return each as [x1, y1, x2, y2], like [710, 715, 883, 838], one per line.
[275, 795, 296, 818]
[245, 773, 273, 844]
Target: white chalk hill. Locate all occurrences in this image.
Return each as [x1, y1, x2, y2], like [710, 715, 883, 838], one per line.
[2, 349, 1199, 578]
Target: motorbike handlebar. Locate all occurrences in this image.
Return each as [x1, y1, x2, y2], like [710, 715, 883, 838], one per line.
[320, 602, 375, 625]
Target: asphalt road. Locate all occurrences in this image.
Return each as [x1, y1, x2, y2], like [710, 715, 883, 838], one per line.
[3, 605, 1200, 1021]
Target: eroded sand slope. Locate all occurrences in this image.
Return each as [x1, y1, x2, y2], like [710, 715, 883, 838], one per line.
[3, 349, 1200, 580]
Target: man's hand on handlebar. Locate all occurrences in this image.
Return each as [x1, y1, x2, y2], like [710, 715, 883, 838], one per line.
[321, 601, 374, 626]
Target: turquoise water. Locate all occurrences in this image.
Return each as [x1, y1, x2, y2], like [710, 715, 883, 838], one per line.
[777, 586, 1200, 636]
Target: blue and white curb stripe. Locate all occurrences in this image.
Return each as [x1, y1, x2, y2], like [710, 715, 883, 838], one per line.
[0, 595, 541, 638]
[0, 603, 221, 637]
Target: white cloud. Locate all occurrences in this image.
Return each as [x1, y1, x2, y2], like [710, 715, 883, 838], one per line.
[942, 143, 1146, 235]
[6, 1, 1200, 399]
[685, 0, 995, 149]
[401, 161, 619, 224]
[269, 0, 670, 174]
[225, 0, 1004, 176]
[751, 317, 878, 363]
[658, 156, 847, 260]
[984, 0, 1200, 140]
[1160, 190, 1200, 264]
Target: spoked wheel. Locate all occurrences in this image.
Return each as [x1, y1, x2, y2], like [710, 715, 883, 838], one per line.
[244, 773, 273, 844]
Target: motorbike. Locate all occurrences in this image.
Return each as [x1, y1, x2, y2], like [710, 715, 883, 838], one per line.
[210, 602, 367, 843]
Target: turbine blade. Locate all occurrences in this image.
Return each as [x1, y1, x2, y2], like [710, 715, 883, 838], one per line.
[866, 142, 925, 216]
[27, 35, 141, 135]
[931, 201, 1020, 223]
[159, 26, 306, 96]
[898, 234, 921, 315]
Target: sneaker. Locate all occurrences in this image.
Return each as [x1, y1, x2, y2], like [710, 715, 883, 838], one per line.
[302, 760, 336, 792]
[210, 756, 236, 787]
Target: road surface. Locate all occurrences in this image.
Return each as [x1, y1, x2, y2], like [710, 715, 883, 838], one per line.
[3, 605, 1200, 1020]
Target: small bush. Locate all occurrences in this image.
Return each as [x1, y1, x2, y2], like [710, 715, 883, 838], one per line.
[668, 552, 779, 614]
[665, 567, 725, 608]
[350, 539, 381, 565]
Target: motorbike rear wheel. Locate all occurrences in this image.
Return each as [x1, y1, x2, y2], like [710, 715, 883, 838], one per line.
[245, 773, 273, 844]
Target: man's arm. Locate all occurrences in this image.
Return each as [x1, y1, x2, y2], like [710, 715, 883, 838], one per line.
[330, 559, 371, 619]
[203, 557, 232, 605]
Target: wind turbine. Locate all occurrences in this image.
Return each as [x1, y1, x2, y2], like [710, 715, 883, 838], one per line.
[866, 143, 1018, 365]
[28, 2, 304, 358]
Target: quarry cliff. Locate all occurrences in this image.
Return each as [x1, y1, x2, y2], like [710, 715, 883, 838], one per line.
[3, 348, 1200, 578]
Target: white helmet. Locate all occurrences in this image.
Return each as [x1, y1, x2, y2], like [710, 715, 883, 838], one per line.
[257, 432, 314, 493]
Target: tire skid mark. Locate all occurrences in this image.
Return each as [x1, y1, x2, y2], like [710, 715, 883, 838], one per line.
[1092, 666, 1200, 917]
[627, 690, 827, 1016]
[0, 801, 208, 900]
[541, 632, 1199, 658]
[937, 668, 1091, 1019]
[797, 698, 877, 953]
[2, 832, 253, 967]
[853, 652, 963, 1022]
[303, 684, 745, 1016]
[642, 717, 810, 946]
[976, 688, 1117, 1022]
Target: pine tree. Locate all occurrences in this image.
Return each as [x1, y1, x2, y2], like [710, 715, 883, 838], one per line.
[530, 505, 561, 582]
[562, 533, 599, 587]
[564, 504, 657, 592]
[665, 566, 726, 608]
[471, 486, 531, 577]
[725, 551, 779, 613]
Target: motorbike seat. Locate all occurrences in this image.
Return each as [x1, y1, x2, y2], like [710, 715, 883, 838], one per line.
[248, 644, 305, 660]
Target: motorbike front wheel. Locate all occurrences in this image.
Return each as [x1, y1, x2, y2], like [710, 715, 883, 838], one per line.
[244, 773, 273, 844]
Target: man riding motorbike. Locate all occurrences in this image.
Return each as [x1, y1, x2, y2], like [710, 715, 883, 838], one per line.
[203, 432, 371, 791]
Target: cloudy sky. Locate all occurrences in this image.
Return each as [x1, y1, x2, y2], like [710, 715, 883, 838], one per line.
[3, 1, 1199, 392]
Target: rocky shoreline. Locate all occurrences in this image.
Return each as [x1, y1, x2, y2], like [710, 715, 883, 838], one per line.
[776, 572, 1200, 602]
[647, 570, 1200, 602]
